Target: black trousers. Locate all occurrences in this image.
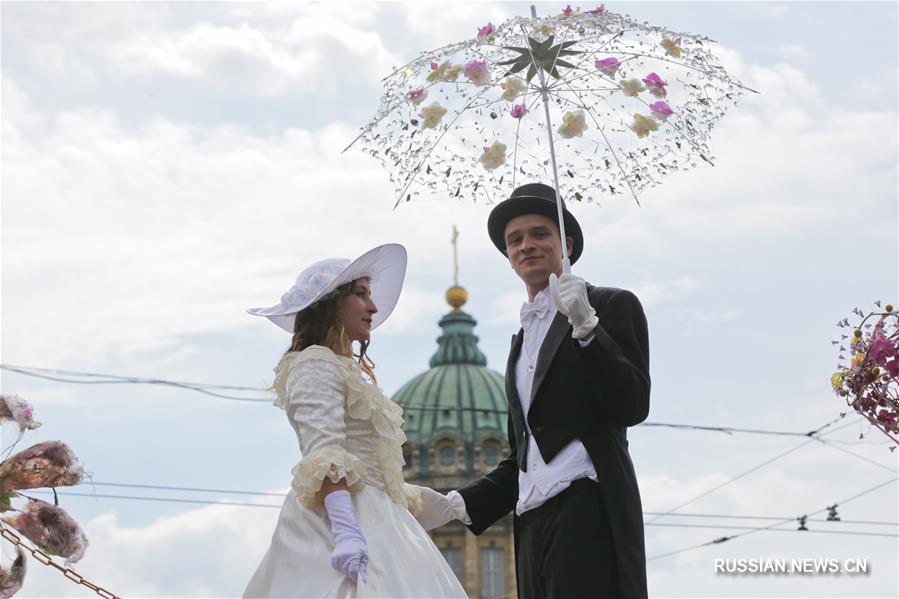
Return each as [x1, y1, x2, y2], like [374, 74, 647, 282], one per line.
[518, 478, 619, 599]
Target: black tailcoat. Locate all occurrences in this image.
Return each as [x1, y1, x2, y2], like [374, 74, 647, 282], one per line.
[457, 284, 650, 599]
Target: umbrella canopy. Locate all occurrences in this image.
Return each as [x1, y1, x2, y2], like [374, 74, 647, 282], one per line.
[347, 4, 752, 209]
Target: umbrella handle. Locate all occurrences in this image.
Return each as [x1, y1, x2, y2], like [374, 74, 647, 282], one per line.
[548, 257, 572, 315]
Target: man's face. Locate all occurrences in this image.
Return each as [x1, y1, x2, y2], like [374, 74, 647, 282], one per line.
[503, 214, 573, 287]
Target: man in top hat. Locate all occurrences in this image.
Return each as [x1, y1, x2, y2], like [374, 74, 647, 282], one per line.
[413, 182, 651, 598]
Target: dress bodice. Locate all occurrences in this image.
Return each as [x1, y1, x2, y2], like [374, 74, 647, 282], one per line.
[272, 345, 420, 513]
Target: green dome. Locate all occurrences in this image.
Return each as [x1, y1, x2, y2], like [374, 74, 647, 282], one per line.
[393, 308, 508, 447]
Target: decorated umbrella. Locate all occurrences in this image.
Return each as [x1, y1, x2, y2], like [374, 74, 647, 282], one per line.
[346, 3, 753, 269]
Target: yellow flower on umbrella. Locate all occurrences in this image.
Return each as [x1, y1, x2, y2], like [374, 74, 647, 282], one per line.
[661, 37, 683, 58]
[426, 60, 461, 83]
[629, 113, 659, 138]
[420, 102, 447, 129]
[557, 110, 588, 138]
[479, 141, 507, 170]
[501, 76, 527, 101]
[620, 78, 646, 97]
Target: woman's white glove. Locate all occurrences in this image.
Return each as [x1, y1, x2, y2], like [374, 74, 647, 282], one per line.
[323, 490, 368, 583]
[410, 486, 470, 530]
[549, 272, 598, 340]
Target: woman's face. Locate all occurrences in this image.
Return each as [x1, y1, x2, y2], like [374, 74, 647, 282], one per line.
[338, 278, 378, 342]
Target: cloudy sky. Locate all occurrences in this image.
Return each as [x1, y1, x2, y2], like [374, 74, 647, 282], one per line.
[1, 1, 896, 597]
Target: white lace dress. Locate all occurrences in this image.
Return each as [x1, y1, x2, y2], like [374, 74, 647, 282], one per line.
[243, 346, 466, 599]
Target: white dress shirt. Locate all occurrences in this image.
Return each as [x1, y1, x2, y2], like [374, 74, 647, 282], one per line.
[515, 287, 597, 515]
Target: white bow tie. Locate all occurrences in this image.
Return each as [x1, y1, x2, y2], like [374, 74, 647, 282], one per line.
[520, 293, 550, 329]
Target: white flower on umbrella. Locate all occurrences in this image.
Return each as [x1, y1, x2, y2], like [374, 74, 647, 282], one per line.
[620, 78, 646, 97]
[629, 113, 659, 138]
[500, 76, 527, 101]
[479, 141, 507, 170]
[420, 102, 447, 129]
[557, 110, 588, 138]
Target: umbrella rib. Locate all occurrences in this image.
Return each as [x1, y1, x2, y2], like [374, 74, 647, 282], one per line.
[394, 83, 498, 206]
[546, 82, 642, 204]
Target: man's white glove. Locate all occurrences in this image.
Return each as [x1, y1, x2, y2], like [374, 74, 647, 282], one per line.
[410, 486, 470, 530]
[323, 490, 368, 583]
[549, 272, 598, 340]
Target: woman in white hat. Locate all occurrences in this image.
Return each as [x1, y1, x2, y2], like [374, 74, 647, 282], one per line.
[243, 243, 466, 598]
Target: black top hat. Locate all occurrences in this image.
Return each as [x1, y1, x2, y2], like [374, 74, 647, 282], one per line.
[487, 183, 584, 264]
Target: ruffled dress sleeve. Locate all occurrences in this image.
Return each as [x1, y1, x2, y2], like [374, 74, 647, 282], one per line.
[275, 348, 366, 508]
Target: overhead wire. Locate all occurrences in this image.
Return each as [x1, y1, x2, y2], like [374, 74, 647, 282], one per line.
[2, 364, 880, 439]
[647, 476, 899, 561]
[22, 488, 899, 536]
[643, 417, 847, 526]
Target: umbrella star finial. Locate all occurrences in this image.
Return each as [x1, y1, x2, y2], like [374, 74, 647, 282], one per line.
[499, 35, 582, 83]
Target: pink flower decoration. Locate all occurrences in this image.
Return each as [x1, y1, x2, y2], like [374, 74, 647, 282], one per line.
[430, 62, 438, 70]
[886, 357, 899, 377]
[594, 57, 620, 77]
[586, 4, 606, 14]
[510, 104, 528, 119]
[0, 546, 26, 598]
[2, 498, 89, 563]
[649, 100, 673, 120]
[562, 5, 574, 16]
[870, 336, 896, 365]
[477, 22, 494, 37]
[0, 441, 84, 492]
[642, 72, 667, 98]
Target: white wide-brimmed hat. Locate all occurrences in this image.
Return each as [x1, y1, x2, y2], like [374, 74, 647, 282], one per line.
[247, 243, 407, 333]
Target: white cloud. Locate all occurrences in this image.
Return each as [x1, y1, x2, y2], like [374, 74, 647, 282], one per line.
[776, 43, 811, 64]
[16, 501, 280, 597]
[629, 277, 702, 306]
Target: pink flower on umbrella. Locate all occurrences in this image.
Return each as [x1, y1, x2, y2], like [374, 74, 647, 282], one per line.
[464, 60, 491, 86]
[2, 498, 88, 563]
[649, 100, 673, 121]
[0, 440, 85, 492]
[586, 4, 606, 15]
[477, 22, 494, 37]
[407, 87, 428, 106]
[510, 104, 528, 119]
[562, 5, 574, 16]
[642, 72, 667, 98]
[594, 57, 620, 77]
